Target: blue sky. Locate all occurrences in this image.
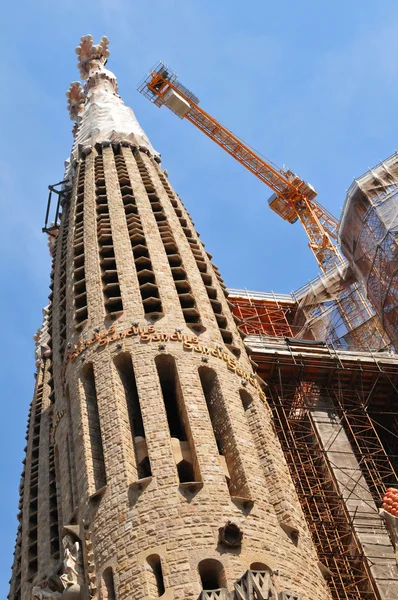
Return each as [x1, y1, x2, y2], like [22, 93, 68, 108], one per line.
[2, 0, 398, 594]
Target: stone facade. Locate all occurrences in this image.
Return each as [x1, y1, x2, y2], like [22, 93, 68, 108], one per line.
[8, 36, 332, 600]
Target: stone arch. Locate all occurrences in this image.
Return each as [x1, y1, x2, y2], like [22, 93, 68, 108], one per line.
[198, 558, 226, 591]
[250, 562, 271, 572]
[101, 567, 116, 600]
[146, 554, 165, 597]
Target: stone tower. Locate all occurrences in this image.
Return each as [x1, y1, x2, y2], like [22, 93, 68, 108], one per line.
[9, 36, 332, 600]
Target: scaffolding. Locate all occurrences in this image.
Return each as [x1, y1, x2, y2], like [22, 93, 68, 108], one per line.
[228, 271, 392, 353]
[229, 289, 296, 338]
[292, 264, 392, 352]
[339, 152, 398, 349]
[249, 338, 398, 600]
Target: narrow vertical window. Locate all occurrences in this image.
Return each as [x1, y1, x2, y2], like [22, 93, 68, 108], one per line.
[73, 159, 88, 327]
[114, 353, 151, 479]
[50, 444, 60, 558]
[81, 363, 107, 492]
[102, 567, 116, 600]
[27, 373, 45, 580]
[135, 152, 203, 332]
[57, 197, 71, 356]
[155, 355, 200, 484]
[199, 367, 250, 499]
[95, 151, 123, 316]
[146, 554, 165, 597]
[155, 165, 240, 357]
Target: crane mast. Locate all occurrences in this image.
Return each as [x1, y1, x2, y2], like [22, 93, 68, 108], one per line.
[137, 61, 342, 272]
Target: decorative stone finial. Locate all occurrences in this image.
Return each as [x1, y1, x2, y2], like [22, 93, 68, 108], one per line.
[66, 82, 85, 121]
[75, 34, 110, 79]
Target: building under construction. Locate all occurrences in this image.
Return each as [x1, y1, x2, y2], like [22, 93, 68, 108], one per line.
[229, 287, 398, 600]
[227, 155, 398, 600]
[8, 37, 398, 600]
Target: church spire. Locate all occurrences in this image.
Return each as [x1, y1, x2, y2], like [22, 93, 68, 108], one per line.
[67, 34, 159, 160]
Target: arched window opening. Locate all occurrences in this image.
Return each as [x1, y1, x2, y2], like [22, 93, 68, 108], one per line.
[177, 459, 195, 483]
[146, 554, 165, 597]
[81, 363, 106, 491]
[156, 355, 201, 484]
[250, 562, 270, 572]
[155, 355, 186, 440]
[114, 354, 151, 479]
[199, 367, 250, 499]
[102, 567, 116, 600]
[198, 559, 225, 591]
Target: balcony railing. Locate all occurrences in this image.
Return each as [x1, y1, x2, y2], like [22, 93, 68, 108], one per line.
[198, 571, 302, 600]
[198, 590, 231, 600]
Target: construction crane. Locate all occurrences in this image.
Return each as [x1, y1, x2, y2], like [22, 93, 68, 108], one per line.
[137, 61, 342, 273]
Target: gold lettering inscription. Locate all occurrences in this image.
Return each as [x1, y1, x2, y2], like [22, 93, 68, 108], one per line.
[65, 324, 265, 401]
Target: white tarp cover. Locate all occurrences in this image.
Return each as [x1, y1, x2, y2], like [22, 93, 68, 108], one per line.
[71, 60, 160, 161]
[67, 36, 160, 167]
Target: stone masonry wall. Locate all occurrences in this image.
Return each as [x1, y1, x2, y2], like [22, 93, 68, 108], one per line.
[43, 145, 332, 600]
[11, 142, 334, 600]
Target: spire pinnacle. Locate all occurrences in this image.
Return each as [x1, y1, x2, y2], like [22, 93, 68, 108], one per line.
[66, 82, 85, 121]
[75, 34, 110, 79]
[66, 35, 160, 161]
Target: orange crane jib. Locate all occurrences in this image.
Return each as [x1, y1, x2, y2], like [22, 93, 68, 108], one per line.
[137, 62, 342, 272]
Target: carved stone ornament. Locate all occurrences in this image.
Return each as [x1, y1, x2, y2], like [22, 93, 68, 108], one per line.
[58, 533, 84, 598]
[60, 534, 80, 587]
[66, 82, 85, 121]
[33, 305, 51, 367]
[218, 521, 243, 547]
